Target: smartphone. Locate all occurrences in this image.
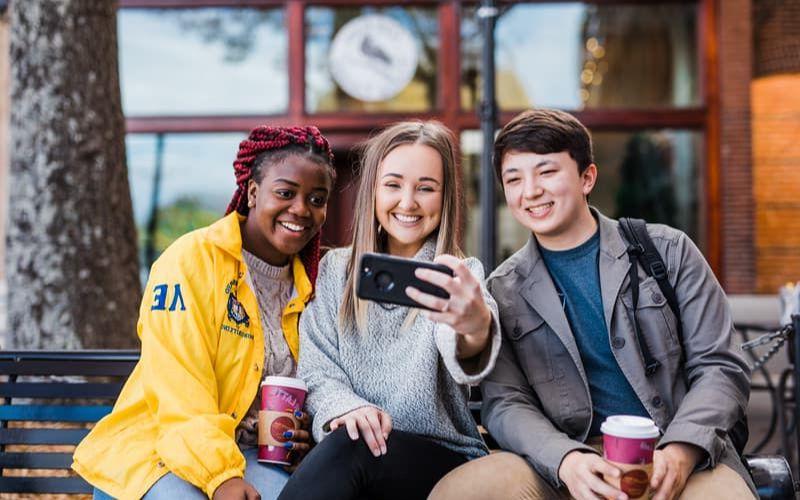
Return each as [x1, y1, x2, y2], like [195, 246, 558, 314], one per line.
[356, 252, 454, 310]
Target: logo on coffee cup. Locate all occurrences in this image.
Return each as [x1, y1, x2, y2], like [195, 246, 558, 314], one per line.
[270, 387, 299, 409]
[270, 416, 296, 443]
[620, 469, 649, 497]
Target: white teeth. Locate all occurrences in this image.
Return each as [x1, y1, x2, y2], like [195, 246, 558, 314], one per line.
[280, 222, 305, 232]
[393, 214, 421, 223]
[527, 202, 553, 216]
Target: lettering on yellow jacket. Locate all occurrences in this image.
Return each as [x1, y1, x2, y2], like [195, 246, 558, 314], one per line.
[72, 212, 312, 500]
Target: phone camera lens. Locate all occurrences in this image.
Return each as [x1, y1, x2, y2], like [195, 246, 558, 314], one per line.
[374, 271, 394, 291]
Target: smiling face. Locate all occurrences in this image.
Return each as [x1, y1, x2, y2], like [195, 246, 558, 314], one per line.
[243, 154, 332, 266]
[501, 150, 598, 250]
[374, 143, 444, 257]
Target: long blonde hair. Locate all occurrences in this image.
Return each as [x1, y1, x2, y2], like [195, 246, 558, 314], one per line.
[339, 121, 465, 333]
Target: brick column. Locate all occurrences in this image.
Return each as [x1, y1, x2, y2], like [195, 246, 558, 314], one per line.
[752, 0, 800, 292]
[718, 0, 755, 292]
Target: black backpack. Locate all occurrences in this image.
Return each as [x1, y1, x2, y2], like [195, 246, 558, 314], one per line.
[619, 218, 748, 456]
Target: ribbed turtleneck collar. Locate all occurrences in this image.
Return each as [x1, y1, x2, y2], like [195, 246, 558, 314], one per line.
[241, 249, 292, 281]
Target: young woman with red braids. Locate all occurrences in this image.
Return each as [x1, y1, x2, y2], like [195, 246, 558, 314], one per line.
[73, 126, 336, 500]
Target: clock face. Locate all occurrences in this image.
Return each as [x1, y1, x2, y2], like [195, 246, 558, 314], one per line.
[328, 14, 419, 102]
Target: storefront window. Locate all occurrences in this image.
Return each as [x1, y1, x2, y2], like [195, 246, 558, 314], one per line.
[461, 2, 699, 110]
[461, 129, 703, 263]
[127, 133, 246, 274]
[305, 6, 438, 112]
[119, 8, 287, 116]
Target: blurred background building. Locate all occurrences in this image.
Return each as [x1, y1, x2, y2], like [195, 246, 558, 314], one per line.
[0, 0, 798, 298]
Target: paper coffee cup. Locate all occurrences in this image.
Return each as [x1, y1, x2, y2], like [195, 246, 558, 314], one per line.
[258, 376, 307, 465]
[600, 415, 660, 499]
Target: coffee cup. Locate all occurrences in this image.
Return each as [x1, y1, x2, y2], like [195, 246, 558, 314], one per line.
[257, 376, 307, 465]
[600, 415, 660, 499]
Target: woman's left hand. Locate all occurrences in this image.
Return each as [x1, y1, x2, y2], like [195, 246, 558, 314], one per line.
[405, 254, 492, 358]
[283, 410, 312, 473]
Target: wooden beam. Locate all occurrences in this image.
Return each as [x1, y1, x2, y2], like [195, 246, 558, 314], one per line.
[127, 108, 707, 134]
[457, 108, 707, 131]
[287, 1, 305, 120]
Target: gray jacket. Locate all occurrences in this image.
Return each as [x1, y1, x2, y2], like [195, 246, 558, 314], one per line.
[481, 211, 753, 490]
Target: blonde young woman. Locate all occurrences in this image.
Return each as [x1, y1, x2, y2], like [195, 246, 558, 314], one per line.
[277, 121, 502, 500]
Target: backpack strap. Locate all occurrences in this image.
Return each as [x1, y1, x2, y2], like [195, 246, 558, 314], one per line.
[619, 218, 684, 345]
[619, 217, 683, 376]
[619, 218, 661, 376]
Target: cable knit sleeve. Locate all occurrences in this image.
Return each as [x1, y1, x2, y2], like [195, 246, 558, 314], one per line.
[298, 250, 379, 443]
[434, 257, 502, 385]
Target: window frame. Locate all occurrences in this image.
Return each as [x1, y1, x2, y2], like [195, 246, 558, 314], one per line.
[118, 0, 720, 271]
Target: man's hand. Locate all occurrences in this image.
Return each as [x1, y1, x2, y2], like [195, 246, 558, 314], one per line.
[329, 406, 392, 457]
[558, 450, 628, 500]
[283, 410, 312, 473]
[650, 442, 704, 500]
[213, 477, 260, 500]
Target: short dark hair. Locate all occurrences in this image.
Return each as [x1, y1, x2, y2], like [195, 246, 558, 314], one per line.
[493, 108, 594, 178]
[227, 126, 335, 217]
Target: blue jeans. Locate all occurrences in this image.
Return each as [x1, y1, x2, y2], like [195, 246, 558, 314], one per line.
[93, 447, 289, 500]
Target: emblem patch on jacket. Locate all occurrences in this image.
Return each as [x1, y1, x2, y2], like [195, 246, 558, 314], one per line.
[227, 293, 250, 327]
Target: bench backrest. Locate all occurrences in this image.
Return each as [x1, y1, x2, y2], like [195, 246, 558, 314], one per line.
[0, 350, 139, 494]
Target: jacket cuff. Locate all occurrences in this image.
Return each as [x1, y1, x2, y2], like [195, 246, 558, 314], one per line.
[658, 421, 720, 469]
[205, 467, 244, 499]
[436, 316, 501, 385]
[536, 438, 598, 487]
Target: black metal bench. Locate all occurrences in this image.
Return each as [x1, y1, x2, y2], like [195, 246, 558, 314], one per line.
[0, 350, 138, 495]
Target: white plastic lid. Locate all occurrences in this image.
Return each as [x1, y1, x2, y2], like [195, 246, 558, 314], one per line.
[261, 376, 307, 392]
[600, 415, 660, 439]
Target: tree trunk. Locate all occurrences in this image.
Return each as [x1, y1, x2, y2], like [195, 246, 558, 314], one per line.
[6, 0, 141, 349]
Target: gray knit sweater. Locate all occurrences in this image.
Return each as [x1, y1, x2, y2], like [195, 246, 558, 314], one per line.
[298, 240, 502, 460]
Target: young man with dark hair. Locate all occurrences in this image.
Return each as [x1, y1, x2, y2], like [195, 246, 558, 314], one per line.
[429, 109, 754, 500]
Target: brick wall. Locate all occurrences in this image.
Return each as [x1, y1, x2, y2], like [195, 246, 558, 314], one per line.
[752, 73, 800, 293]
[719, 0, 755, 292]
[752, 74, 800, 292]
[754, 0, 800, 77]
[751, 0, 800, 293]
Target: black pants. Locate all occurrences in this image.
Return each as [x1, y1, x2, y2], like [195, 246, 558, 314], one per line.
[277, 427, 468, 500]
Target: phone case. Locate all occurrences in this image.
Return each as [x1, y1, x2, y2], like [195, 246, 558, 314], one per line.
[356, 253, 454, 310]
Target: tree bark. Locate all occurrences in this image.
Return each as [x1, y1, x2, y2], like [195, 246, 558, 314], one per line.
[6, 0, 141, 349]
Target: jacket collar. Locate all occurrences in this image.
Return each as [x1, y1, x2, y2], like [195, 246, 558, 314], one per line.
[512, 207, 632, 380]
[207, 211, 313, 302]
[514, 207, 628, 278]
[207, 211, 247, 261]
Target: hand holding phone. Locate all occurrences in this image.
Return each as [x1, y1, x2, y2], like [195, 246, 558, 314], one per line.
[356, 253, 453, 310]
[406, 254, 494, 359]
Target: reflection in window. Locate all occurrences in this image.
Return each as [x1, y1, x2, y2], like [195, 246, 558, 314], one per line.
[118, 8, 287, 116]
[461, 130, 703, 264]
[127, 133, 245, 276]
[305, 6, 438, 112]
[461, 3, 699, 110]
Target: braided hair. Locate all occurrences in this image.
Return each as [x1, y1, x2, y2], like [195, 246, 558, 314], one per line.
[226, 126, 335, 287]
